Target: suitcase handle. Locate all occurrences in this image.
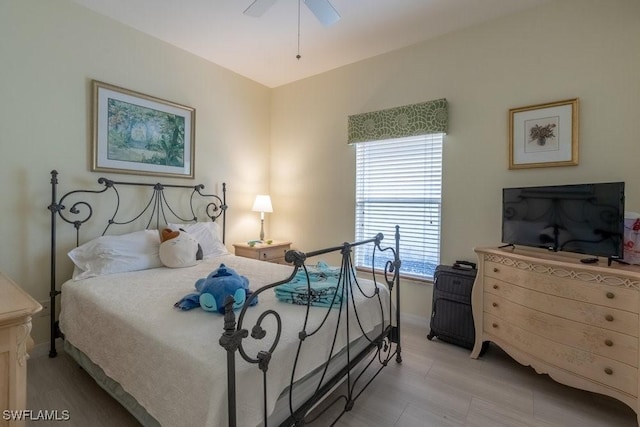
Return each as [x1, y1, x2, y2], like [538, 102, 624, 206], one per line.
[453, 260, 476, 270]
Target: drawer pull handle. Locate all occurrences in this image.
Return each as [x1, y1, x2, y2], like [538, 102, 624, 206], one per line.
[606, 292, 615, 299]
[493, 284, 499, 290]
[605, 339, 613, 347]
[492, 323, 498, 328]
[492, 302, 498, 307]
[493, 268, 499, 273]
[605, 314, 614, 322]
[604, 367, 613, 375]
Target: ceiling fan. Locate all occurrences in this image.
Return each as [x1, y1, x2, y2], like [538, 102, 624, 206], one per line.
[243, 0, 341, 27]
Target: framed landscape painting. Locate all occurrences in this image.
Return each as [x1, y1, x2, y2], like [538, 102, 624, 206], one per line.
[92, 80, 195, 178]
[509, 98, 578, 170]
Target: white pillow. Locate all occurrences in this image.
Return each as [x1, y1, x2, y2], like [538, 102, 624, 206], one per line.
[167, 222, 228, 257]
[68, 230, 162, 280]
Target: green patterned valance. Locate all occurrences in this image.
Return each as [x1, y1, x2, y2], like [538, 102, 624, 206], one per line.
[348, 98, 447, 144]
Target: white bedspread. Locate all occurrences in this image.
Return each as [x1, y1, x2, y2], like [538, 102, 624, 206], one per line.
[60, 254, 390, 427]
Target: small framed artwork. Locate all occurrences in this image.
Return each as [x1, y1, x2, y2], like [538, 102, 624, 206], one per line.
[92, 80, 195, 178]
[509, 98, 579, 169]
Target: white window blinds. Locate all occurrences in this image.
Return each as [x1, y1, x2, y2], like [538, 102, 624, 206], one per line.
[355, 134, 444, 280]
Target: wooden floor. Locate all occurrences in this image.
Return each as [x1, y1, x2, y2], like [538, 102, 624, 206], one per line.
[27, 321, 637, 426]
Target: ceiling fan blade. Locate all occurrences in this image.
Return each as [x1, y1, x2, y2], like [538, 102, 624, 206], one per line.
[304, 0, 341, 27]
[243, 0, 277, 18]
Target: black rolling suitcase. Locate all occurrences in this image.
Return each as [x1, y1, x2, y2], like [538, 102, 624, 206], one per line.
[427, 261, 477, 349]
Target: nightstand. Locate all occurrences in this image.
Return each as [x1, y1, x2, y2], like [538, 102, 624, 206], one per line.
[233, 241, 292, 264]
[0, 271, 41, 427]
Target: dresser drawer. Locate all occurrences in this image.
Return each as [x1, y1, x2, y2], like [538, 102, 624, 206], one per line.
[484, 293, 638, 367]
[485, 277, 639, 337]
[484, 261, 638, 312]
[484, 313, 638, 397]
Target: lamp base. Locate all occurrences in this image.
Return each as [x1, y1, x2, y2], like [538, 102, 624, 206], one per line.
[259, 219, 265, 241]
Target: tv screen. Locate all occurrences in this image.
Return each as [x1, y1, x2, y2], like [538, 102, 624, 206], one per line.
[502, 182, 625, 259]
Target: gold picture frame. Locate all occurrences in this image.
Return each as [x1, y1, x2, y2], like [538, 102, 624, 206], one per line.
[508, 98, 579, 169]
[92, 80, 196, 178]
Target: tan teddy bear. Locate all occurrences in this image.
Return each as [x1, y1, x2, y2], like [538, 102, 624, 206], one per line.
[159, 228, 203, 268]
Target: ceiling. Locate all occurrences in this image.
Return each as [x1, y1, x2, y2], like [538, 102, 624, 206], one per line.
[72, 0, 551, 88]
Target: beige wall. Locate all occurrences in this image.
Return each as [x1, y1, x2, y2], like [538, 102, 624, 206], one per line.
[0, 0, 271, 343]
[270, 0, 640, 321]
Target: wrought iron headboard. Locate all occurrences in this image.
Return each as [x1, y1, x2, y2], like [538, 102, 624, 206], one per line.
[47, 169, 227, 357]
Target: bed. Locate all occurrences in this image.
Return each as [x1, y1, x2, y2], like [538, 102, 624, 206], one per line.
[47, 170, 402, 426]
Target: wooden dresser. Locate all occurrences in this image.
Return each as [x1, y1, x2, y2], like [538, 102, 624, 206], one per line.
[471, 247, 640, 423]
[0, 272, 41, 427]
[233, 241, 292, 264]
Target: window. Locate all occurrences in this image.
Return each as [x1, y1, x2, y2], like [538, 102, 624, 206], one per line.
[355, 134, 444, 280]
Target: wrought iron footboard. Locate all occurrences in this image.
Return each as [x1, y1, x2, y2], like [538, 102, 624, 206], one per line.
[220, 228, 402, 426]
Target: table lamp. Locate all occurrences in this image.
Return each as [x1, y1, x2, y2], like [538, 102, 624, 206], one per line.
[252, 195, 273, 241]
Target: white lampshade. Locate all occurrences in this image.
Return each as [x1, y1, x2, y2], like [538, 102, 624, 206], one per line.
[252, 195, 273, 213]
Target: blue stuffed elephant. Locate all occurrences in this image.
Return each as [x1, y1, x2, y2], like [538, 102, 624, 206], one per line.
[174, 264, 257, 314]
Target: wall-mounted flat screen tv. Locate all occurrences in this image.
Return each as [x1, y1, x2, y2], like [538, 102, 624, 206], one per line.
[502, 182, 625, 259]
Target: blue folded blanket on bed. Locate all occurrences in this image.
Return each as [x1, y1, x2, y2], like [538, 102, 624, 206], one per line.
[274, 262, 343, 308]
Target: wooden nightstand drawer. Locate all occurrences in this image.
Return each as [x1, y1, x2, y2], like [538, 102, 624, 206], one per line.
[233, 241, 292, 263]
[257, 246, 288, 262]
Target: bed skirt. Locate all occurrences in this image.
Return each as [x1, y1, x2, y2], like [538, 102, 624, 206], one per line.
[63, 340, 160, 427]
